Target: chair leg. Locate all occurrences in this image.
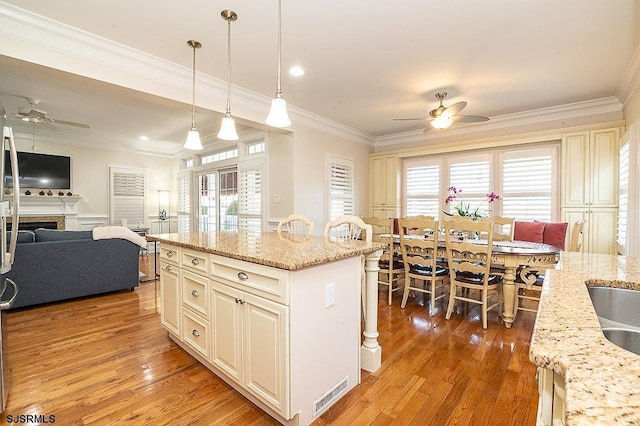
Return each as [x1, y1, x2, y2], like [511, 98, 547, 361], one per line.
[388, 275, 393, 305]
[400, 273, 411, 308]
[429, 280, 436, 316]
[481, 288, 488, 329]
[445, 283, 456, 320]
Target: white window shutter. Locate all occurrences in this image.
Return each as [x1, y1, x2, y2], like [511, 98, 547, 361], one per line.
[238, 159, 263, 232]
[405, 160, 440, 218]
[501, 151, 553, 221]
[328, 155, 355, 221]
[109, 166, 146, 226]
[617, 142, 630, 253]
[177, 173, 191, 233]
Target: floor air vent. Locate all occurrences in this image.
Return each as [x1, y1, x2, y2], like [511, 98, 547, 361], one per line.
[312, 376, 349, 418]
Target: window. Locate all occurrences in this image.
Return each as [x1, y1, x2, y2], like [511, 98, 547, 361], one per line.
[401, 144, 559, 222]
[176, 173, 191, 233]
[501, 148, 555, 222]
[327, 155, 355, 221]
[109, 166, 146, 226]
[197, 168, 238, 232]
[247, 141, 266, 155]
[618, 141, 630, 253]
[238, 159, 263, 232]
[404, 159, 441, 218]
[201, 148, 239, 165]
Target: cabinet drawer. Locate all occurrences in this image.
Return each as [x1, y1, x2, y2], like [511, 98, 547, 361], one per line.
[210, 255, 289, 304]
[182, 248, 209, 275]
[183, 270, 209, 319]
[160, 244, 181, 265]
[182, 310, 210, 359]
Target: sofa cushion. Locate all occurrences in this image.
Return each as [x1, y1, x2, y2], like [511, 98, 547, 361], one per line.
[12, 230, 36, 244]
[535, 221, 568, 250]
[513, 221, 545, 243]
[34, 229, 93, 242]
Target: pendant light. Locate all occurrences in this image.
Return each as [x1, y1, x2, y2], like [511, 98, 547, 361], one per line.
[218, 10, 239, 141]
[265, 0, 291, 128]
[184, 40, 204, 150]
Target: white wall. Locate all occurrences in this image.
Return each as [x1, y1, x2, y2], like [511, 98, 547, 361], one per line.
[12, 135, 177, 228]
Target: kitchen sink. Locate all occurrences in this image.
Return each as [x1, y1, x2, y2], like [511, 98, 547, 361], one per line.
[588, 286, 640, 329]
[588, 286, 640, 355]
[601, 328, 640, 356]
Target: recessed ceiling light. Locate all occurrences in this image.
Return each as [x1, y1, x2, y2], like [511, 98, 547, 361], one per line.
[289, 66, 304, 77]
[139, 136, 149, 140]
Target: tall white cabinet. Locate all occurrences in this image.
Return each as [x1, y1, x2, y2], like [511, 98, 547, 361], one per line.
[561, 127, 621, 254]
[369, 154, 399, 218]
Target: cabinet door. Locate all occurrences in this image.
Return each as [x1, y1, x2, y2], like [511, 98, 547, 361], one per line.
[562, 132, 589, 207]
[382, 155, 398, 206]
[589, 129, 619, 207]
[211, 281, 244, 384]
[243, 292, 289, 417]
[370, 206, 398, 220]
[160, 261, 181, 335]
[370, 156, 386, 206]
[589, 208, 618, 255]
[562, 208, 588, 251]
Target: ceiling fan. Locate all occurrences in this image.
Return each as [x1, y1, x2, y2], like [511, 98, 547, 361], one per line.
[6, 98, 90, 129]
[393, 92, 489, 133]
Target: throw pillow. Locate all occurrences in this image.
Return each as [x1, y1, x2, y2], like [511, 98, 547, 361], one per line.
[513, 221, 545, 243]
[34, 229, 93, 242]
[535, 221, 568, 250]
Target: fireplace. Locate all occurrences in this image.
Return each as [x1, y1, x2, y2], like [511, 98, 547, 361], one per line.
[7, 215, 65, 231]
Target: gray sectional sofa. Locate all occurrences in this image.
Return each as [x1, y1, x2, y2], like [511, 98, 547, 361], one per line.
[2, 229, 140, 309]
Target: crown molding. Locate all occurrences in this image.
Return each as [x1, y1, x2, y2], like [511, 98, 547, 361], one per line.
[374, 97, 623, 147]
[618, 40, 640, 106]
[0, 2, 373, 147]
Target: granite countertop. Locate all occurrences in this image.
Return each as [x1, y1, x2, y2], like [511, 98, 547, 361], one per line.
[530, 252, 640, 424]
[147, 231, 385, 270]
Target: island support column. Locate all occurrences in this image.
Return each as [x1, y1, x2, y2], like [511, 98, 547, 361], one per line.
[361, 249, 383, 372]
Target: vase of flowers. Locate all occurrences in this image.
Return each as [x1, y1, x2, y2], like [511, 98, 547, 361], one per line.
[444, 186, 501, 221]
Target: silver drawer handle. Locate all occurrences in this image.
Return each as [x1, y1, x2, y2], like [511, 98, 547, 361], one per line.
[237, 272, 249, 281]
[191, 289, 199, 297]
[164, 264, 172, 271]
[191, 258, 200, 265]
[192, 329, 200, 337]
[166, 251, 174, 258]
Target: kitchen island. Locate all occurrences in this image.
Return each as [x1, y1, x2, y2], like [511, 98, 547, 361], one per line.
[530, 251, 640, 425]
[148, 231, 384, 426]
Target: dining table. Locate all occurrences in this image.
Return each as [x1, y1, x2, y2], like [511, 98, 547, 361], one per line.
[384, 234, 562, 327]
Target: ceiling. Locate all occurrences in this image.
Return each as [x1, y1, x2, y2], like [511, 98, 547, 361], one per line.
[1, 0, 639, 156]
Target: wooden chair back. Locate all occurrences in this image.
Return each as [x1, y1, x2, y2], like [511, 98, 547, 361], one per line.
[444, 217, 495, 280]
[277, 213, 314, 237]
[323, 215, 372, 242]
[568, 220, 586, 252]
[479, 216, 515, 241]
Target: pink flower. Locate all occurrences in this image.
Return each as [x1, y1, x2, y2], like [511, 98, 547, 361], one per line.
[486, 191, 501, 203]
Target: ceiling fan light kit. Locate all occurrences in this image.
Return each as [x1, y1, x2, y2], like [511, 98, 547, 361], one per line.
[217, 10, 240, 141]
[393, 91, 489, 133]
[265, 0, 291, 128]
[184, 39, 204, 150]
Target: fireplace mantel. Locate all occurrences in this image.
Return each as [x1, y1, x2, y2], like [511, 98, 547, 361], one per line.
[15, 195, 83, 230]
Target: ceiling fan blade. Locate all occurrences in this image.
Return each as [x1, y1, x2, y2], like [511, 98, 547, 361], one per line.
[445, 101, 467, 116]
[422, 126, 434, 134]
[50, 118, 91, 129]
[392, 117, 426, 121]
[453, 115, 489, 123]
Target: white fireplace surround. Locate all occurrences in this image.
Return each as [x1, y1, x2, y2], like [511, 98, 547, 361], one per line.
[17, 195, 83, 231]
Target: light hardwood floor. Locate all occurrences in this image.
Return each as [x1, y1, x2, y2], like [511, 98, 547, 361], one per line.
[2, 255, 539, 425]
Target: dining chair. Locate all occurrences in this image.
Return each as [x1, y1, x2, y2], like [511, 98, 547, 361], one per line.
[361, 216, 403, 305]
[444, 216, 503, 329]
[479, 216, 514, 241]
[324, 215, 373, 319]
[398, 216, 448, 315]
[277, 213, 314, 237]
[568, 220, 586, 252]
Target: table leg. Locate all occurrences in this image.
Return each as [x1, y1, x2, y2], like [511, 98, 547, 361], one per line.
[361, 249, 383, 373]
[502, 264, 517, 328]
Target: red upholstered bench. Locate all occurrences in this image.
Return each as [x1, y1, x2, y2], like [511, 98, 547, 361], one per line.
[514, 220, 568, 250]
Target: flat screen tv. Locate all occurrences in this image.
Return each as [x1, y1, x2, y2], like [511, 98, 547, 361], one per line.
[4, 150, 72, 190]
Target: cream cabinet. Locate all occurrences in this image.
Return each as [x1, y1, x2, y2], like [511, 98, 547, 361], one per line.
[536, 367, 566, 426]
[158, 243, 361, 426]
[211, 280, 288, 415]
[561, 127, 620, 254]
[369, 154, 399, 217]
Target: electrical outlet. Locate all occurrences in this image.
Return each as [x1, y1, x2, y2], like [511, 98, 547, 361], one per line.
[325, 283, 335, 308]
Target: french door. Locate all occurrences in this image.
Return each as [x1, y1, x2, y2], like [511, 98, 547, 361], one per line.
[197, 168, 238, 232]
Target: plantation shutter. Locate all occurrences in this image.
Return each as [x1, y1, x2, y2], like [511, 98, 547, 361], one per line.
[405, 160, 441, 218]
[109, 166, 146, 226]
[501, 150, 553, 221]
[238, 159, 263, 232]
[328, 155, 355, 221]
[617, 142, 630, 253]
[177, 172, 191, 233]
[447, 159, 490, 215]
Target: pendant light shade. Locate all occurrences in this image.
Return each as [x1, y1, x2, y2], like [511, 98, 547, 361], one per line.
[265, 0, 291, 128]
[218, 10, 239, 141]
[184, 40, 203, 150]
